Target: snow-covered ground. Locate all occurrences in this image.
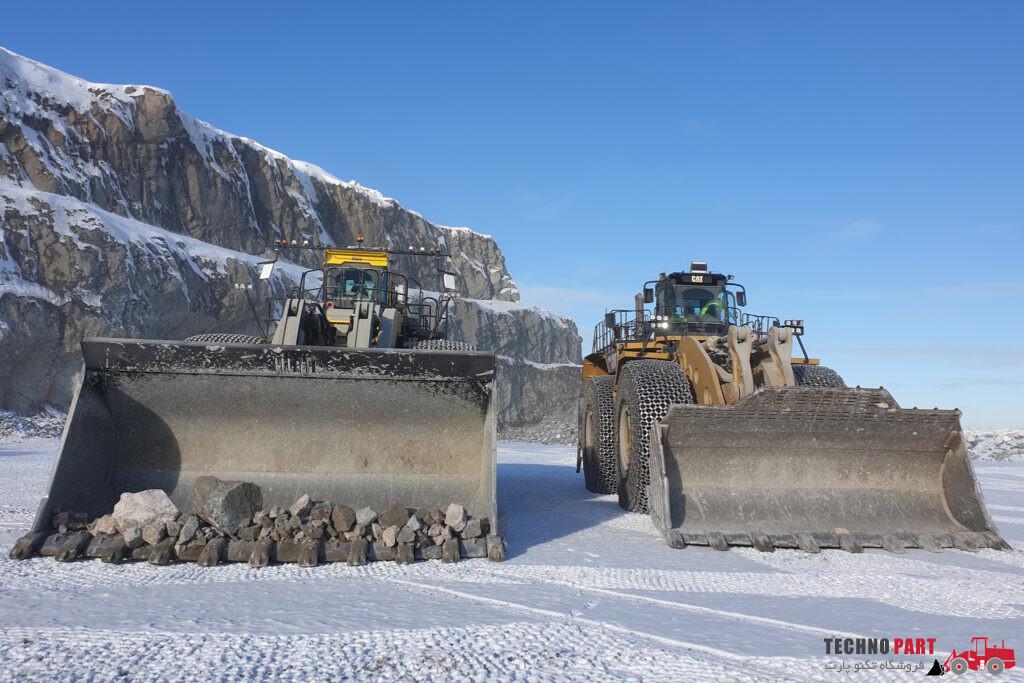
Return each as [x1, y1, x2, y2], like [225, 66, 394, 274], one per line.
[1, 440, 1022, 682]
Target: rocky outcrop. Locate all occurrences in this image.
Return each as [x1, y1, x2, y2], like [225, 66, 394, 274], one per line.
[448, 299, 580, 434]
[0, 47, 513, 297]
[0, 47, 581, 436]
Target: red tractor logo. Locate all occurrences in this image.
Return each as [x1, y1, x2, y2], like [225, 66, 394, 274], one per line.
[944, 637, 1016, 674]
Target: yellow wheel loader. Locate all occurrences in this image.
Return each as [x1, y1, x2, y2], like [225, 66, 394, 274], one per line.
[32, 243, 502, 557]
[578, 262, 1008, 554]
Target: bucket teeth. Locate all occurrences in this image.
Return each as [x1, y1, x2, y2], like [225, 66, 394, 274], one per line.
[982, 531, 1012, 551]
[147, 537, 176, 565]
[838, 535, 863, 554]
[750, 532, 774, 553]
[881, 535, 906, 554]
[249, 540, 273, 567]
[796, 534, 820, 554]
[9, 531, 48, 560]
[706, 532, 729, 551]
[198, 538, 227, 567]
[486, 535, 507, 562]
[951, 533, 980, 552]
[664, 530, 686, 549]
[54, 532, 91, 563]
[770, 534, 799, 550]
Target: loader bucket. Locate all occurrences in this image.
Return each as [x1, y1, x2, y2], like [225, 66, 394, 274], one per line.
[648, 387, 1009, 553]
[32, 338, 497, 532]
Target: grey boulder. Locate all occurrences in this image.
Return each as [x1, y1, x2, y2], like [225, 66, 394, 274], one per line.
[191, 476, 263, 534]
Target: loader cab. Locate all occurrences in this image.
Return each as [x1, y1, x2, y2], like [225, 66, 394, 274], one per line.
[651, 271, 739, 335]
[325, 266, 388, 306]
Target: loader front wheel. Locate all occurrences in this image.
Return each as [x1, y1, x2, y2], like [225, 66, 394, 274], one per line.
[792, 364, 846, 388]
[581, 376, 617, 494]
[185, 333, 265, 345]
[614, 360, 694, 513]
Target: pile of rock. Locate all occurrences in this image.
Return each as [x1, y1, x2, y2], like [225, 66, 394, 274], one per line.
[9, 476, 506, 566]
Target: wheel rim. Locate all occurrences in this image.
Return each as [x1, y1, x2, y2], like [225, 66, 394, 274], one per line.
[618, 405, 632, 473]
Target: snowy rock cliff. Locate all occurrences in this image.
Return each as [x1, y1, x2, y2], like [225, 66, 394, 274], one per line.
[0, 47, 580, 436]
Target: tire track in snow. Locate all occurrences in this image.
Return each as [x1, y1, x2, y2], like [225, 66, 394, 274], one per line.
[0, 622, 800, 683]
[381, 574, 817, 681]
[977, 479, 1024, 492]
[989, 504, 1024, 513]
[475, 557, 1024, 619]
[480, 569, 866, 640]
[994, 515, 1024, 525]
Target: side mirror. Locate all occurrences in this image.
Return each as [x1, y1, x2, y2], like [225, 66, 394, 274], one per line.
[442, 272, 458, 291]
[258, 262, 275, 280]
[604, 312, 616, 328]
[643, 287, 654, 304]
[736, 291, 747, 307]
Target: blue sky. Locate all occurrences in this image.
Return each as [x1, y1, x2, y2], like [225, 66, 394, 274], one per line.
[4, 3, 1022, 426]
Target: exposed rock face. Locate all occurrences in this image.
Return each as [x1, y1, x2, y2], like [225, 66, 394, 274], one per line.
[448, 299, 580, 433]
[0, 47, 581, 437]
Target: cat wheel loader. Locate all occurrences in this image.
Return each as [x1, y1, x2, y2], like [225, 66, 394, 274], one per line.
[32, 243, 501, 553]
[578, 262, 1008, 554]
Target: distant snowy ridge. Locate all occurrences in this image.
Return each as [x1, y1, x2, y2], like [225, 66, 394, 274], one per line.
[967, 430, 1024, 462]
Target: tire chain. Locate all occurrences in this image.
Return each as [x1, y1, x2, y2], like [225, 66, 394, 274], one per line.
[792, 365, 846, 388]
[581, 376, 617, 494]
[413, 339, 478, 351]
[616, 359, 694, 513]
[184, 333, 265, 345]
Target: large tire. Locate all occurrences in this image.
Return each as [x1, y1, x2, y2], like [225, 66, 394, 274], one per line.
[185, 333, 265, 345]
[615, 360, 694, 513]
[792, 364, 846, 388]
[414, 339, 478, 351]
[580, 376, 617, 494]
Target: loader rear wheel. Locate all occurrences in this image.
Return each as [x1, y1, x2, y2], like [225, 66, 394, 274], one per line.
[581, 376, 617, 494]
[185, 333, 265, 345]
[792, 364, 846, 388]
[614, 360, 694, 513]
[414, 339, 478, 351]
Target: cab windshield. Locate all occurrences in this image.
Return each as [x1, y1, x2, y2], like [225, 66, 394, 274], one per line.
[324, 267, 385, 303]
[657, 284, 736, 324]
